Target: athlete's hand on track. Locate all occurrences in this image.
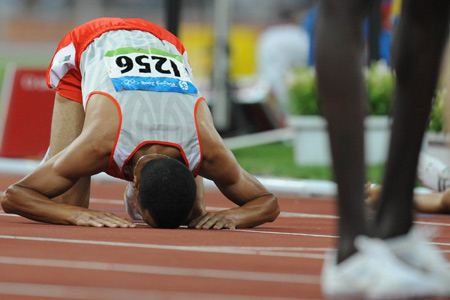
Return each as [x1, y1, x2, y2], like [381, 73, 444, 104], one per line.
[365, 182, 382, 207]
[73, 210, 136, 228]
[188, 212, 236, 230]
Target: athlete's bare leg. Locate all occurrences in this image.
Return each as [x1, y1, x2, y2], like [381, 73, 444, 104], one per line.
[375, 0, 450, 239]
[315, 0, 376, 263]
[46, 94, 91, 207]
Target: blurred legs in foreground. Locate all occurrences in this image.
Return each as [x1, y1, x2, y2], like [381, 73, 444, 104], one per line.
[315, 0, 450, 298]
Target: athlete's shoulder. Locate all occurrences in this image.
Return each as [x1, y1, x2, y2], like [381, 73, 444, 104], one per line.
[71, 18, 155, 35]
[68, 18, 184, 54]
[69, 18, 146, 44]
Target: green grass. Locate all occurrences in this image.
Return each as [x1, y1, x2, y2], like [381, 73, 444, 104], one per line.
[232, 142, 384, 182]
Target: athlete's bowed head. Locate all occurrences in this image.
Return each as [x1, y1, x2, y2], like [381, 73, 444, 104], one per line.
[136, 157, 196, 228]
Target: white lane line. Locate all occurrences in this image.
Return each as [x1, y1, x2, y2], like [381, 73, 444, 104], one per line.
[280, 212, 338, 219]
[415, 220, 450, 227]
[0, 282, 315, 300]
[0, 209, 340, 221]
[0, 208, 340, 220]
[191, 246, 330, 251]
[4, 199, 450, 224]
[0, 235, 328, 259]
[87, 199, 450, 223]
[237, 229, 338, 239]
[90, 200, 339, 219]
[3, 230, 446, 254]
[234, 230, 450, 248]
[203, 206, 339, 219]
[0, 212, 17, 217]
[2, 209, 450, 234]
[3, 210, 450, 229]
[0, 256, 320, 285]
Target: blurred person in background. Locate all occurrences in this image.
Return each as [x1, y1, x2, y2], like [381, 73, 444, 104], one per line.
[303, 0, 396, 67]
[366, 153, 450, 214]
[256, 6, 310, 122]
[315, 0, 450, 298]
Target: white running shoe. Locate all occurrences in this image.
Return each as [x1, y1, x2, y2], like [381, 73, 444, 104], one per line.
[321, 235, 442, 299]
[386, 226, 450, 296]
[417, 153, 450, 192]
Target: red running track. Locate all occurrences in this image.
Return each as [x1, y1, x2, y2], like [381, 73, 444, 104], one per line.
[0, 174, 449, 300]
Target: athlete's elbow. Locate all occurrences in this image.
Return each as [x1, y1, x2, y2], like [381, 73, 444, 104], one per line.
[1, 185, 22, 214]
[267, 194, 280, 222]
[1, 186, 15, 213]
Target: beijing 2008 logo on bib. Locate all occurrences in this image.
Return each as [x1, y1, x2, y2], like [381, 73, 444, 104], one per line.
[103, 47, 198, 94]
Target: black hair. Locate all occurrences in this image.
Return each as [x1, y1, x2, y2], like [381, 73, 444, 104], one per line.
[138, 157, 196, 228]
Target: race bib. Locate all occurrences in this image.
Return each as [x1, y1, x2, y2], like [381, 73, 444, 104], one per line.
[104, 47, 198, 94]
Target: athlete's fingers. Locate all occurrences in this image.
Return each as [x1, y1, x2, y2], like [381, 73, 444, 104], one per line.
[103, 218, 135, 228]
[212, 219, 227, 230]
[201, 213, 227, 229]
[189, 212, 214, 229]
[198, 214, 233, 230]
[102, 213, 136, 227]
[201, 217, 218, 229]
[90, 217, 134, 228]
[188, 212, 237, 230]
[227, 223, 236, 230]
[213, 218, 236, 230]
[87, 220, 105, 227]
[74, 211, 135, 228]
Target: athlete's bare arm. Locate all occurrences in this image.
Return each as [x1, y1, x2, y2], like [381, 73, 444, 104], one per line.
[47, 94, 91, 207]
[366, 183, 450, 214]
[191, 101, 280, 230]
[1, 94, 135, 228]
[413, 192, 450, 214]
[441, 188, 450, 212]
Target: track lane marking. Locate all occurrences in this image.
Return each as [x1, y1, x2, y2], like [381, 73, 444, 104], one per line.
[0, 256, 320, 285]
[0, 235, 328, 259]
[0, 282, 316, 300]
[2, 207, 450, 228]
[2, 198, 450, 224]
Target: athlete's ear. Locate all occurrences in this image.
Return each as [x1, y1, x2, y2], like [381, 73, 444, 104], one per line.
[133, 175, 139, 190]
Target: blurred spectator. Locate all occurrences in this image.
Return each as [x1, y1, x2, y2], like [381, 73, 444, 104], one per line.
[256, 8, 309, 118]
[304, 0, 395, 66]
[366, 153, 450, 214]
